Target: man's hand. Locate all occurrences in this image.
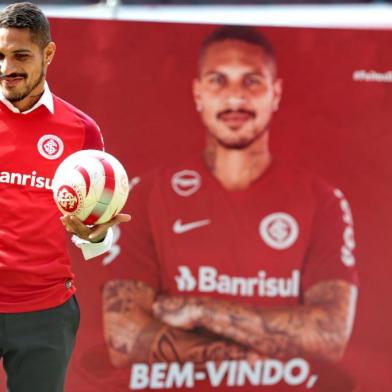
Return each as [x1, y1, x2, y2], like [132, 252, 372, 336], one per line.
[60, 213, 131, 242]
[153, 295, 204, 330]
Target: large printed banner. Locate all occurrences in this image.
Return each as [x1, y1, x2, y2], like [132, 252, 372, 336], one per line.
[2, 18, 391, 392]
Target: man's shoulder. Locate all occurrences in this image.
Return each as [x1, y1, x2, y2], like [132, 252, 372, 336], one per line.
[272, 160, 345, 206]
[52, 94, 99, 131]
[131, 155, 205, 200]
[275, 160, 334, 187]
[141, 156, 204, 185]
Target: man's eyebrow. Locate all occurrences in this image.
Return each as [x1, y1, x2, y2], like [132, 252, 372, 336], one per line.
[244, 71, 269, 78]
[12, 49, 32, 54]
[202, 70, 224, 76]
[202, 69, 268, 78]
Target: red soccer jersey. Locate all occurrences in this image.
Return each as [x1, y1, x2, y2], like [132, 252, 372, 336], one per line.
[113, 155, 359, 391]
[0, 94, 104, 313]
[125, 155, 357, 305]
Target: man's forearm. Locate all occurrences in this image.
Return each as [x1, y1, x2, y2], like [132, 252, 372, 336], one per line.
[155, 280, 358, 362]
[196, 281, 356, 361]
[142, 323, 257, 365]
[103, 280, 259, 368]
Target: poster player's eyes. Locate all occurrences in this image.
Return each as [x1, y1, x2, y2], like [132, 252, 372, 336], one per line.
[206, 73, 227, 87]
[243, 75, 264, 88]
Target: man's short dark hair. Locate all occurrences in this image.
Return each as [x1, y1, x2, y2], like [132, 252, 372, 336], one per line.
[199, 25, 276, 72]
[0, 2, 51, 48]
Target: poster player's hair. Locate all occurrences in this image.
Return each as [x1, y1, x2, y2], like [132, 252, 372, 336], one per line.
[199, 25, 276, 73]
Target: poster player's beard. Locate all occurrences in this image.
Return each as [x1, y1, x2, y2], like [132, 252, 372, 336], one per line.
[212, 109, 270, 150]
[214, 123, 270, 150]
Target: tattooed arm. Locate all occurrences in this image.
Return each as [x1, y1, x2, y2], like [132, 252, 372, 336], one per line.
[102, 279, 259, 368]
[154, 280, 357, 362]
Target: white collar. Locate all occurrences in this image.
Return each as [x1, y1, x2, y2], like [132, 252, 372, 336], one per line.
[0, 81, 54, 114]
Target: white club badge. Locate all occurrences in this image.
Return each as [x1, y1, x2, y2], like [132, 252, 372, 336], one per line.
[259, 212, 299, 250]
[37, 134, 64, 160]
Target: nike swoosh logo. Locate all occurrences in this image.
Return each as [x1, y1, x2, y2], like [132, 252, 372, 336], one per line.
[173, 219, 211, 234]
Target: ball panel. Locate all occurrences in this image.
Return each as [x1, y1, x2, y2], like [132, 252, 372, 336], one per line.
[75, 165, 91, 196]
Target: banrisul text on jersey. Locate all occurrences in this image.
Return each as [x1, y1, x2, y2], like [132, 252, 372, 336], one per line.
[0, 170, 52, 189]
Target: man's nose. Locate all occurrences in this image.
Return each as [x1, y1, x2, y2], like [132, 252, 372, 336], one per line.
[224, 85, 247, 108]
[0, 58, 16, 75]
[226, 95, 246, 108]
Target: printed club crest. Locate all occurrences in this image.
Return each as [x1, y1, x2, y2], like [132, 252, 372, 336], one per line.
[259, 212, 299, 250]
[56, 185, 81, 213]
[37, 134, 64, 160]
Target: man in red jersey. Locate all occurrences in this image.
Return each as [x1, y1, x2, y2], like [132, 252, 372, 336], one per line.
[102, 26, 358, 391]
[0, 3, 129, 392]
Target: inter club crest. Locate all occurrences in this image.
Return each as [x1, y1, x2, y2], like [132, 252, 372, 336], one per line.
[37, 134, 64, 160]
[56, 185, 80, 213]
[259, 212, 299, 250]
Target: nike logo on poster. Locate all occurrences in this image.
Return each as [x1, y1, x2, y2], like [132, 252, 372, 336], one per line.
[173, 219, 211, 234]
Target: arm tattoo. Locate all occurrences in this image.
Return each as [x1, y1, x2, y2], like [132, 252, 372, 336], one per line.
[102, 280, 260, 367]
[150, 327, 253, 366]
[102, 280, 155, 363]
[196, 280, 357, 361]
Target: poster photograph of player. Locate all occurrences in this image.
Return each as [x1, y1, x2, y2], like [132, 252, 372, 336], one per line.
[102, 25, 358, 392]
[7, 17, 389, 392]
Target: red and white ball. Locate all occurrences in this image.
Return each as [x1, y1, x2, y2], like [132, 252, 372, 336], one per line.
[52, 150, 129, 225]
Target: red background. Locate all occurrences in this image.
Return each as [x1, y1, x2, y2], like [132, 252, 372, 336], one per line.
[2, 18, 392, 391]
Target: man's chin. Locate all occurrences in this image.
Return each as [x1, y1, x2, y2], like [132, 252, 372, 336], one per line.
[2, 91, 27, 103]
[218, 138, 254, 150]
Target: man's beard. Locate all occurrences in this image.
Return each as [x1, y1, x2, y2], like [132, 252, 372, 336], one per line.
[5, 64, 45, 103]
[214, 124, 270, 150]
[217, 136, 257, 150]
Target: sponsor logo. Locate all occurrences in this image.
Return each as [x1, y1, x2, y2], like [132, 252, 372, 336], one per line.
[171, 170, 201, 197]
[37, 134, 64, 160]
[334, 189, 356, 267]
[0, 170, 52, 190]
[56, 185, 80, 213]
[259, 213, 299, 250]
[130, 358, 318, 389]
[175, 266, 300, 298]
[175, 266, 197, 291]
[129, 176, 141, 191]
[353, 69, 392, 83]
[173, 218, 211, 234]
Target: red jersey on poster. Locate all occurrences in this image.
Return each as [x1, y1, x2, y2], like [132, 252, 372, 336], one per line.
[105, 155, 359, 391]
[125, 156, 357, 301]
[0, 93, 104, 313]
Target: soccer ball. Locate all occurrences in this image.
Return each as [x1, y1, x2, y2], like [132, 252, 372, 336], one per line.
[52, 150, 129, 225]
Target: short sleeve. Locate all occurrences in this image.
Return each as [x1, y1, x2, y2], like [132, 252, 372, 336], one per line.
[301, 182, 359, 292]
[81, 117, 104, 151]
[112, 173, 162, 291]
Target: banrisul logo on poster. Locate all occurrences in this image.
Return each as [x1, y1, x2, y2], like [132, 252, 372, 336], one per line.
[175, 266, 300, 298]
